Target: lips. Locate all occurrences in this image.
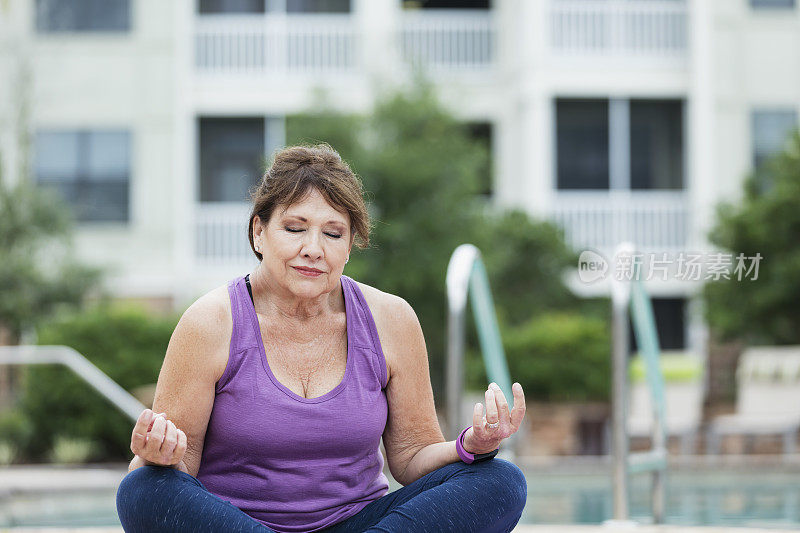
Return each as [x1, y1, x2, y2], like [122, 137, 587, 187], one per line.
[293, 266, 323, 273]
[292, 266, 324, 276]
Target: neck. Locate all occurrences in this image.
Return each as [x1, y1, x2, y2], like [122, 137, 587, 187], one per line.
[249, 265, 343, 321]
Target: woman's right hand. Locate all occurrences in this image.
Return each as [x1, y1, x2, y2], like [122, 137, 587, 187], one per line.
[130, 408, 187, 467]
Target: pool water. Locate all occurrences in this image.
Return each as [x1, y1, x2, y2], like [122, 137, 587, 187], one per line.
[521, 467, 800, 529]
[1, 465, 799, 528]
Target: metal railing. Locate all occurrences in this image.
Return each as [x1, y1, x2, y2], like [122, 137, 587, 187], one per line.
[194, 202, 258, 267]
[0, 345, 146, 422]
[550, 191, 689, 255]
[609, 242, 667, 524]
[446, 245, 519, 455]
[195, 14, 358, 76]
[550, 0, 687, 60]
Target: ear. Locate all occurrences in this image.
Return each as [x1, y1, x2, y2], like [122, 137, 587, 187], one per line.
[253, 215, 265, 239]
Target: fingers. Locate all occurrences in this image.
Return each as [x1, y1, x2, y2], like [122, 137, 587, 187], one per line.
[145, 414, 168, 457]
[160, 420, 179, 464]
[484, 387, 498, 427]
[510, 382, 526, 430]
[472, 401, 485, 438]
[175, 428, 187, 464]
[490, 383, 511, 424]
[488, 383, 513, 437]
[131, 409, 154, 456]
[130, 408, 187, 466]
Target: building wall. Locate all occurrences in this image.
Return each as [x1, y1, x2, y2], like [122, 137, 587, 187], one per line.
[3, 0, 798, 357]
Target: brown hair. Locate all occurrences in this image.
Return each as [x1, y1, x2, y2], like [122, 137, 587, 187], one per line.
[248, 144, 371, 261]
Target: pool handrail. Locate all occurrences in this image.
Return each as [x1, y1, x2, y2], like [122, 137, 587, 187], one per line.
[610, 242, 667, 523]
[0, 344, 146, 422]
[446, 244, 515, 446]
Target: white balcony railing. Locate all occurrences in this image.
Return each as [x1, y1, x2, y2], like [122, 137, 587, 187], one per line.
[399, 10, 495, 72]
[550, 190, 689, 254]
[194, 202, 255, 266]
[550, 0, 687, 60]
[195, 14, 358, 76]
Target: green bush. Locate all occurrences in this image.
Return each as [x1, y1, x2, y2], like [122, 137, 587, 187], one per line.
[466, 313, 611, 402]
[18, 303, 179, 462]
[0, 408, 34, 464]
[49, 435, 97, 464]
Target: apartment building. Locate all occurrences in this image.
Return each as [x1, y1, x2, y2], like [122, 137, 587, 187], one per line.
[1, 0, 799, 360]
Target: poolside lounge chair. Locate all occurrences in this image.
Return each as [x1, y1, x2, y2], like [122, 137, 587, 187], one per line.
[707, 346, 800, 454]
[628, 351, 704, 455]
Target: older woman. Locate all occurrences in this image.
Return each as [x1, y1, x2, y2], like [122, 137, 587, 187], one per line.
[116, 145, 527, 533]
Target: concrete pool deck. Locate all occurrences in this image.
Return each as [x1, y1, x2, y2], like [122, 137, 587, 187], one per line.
[3, 526, 800, 532]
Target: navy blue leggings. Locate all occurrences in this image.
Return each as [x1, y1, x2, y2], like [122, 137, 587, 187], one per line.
[116, 458, 527, 532]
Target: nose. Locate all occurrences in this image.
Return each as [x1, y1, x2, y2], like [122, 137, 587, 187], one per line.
[300, 230, 323, 261]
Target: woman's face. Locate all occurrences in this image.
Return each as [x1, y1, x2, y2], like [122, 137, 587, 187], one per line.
[255, 188, 352, 300]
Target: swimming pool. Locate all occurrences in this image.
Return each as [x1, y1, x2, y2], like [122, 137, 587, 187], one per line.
[2, 460, 799, 528]
[520, 459, 800, 529]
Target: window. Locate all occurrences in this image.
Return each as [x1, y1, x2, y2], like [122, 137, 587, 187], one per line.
[629, 298, 686, 353]
[750, 0, 795, 8]
[287, 0, 351, 13]
[556, 99, 609, 190]
[630, 100, 683, 190]
[752, 109, 797, 169]
[35, 130, 130, 222]
[467, 122, 493, 197]
[402, 0, 490, 8]
[199, 0, 350, 13]
[556, 98, 685, 191]
[36, 0, 130, 32]
[199, 118, 265, 203]
[199, 0, 265, 14]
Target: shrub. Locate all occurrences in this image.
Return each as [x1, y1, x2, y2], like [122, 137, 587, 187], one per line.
[0, 408, 34, 464]
[466, 313, 611, 402]
[18, 303, 179, 462]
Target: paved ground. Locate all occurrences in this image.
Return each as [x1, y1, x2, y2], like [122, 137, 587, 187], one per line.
[2, 527, 800, 532]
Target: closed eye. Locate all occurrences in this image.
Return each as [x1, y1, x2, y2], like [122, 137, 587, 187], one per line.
[285, 227, 341, 239]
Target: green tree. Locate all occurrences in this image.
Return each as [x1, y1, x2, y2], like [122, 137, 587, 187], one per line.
[0, 178, 103, 344]
[287, 83, 582, 400]
[703, 130, 800, 345]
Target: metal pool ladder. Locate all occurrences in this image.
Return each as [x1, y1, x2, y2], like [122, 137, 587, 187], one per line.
[0, 345, 146, 422]
[610, 242, 668, 524]
[445, 244, 519, 455]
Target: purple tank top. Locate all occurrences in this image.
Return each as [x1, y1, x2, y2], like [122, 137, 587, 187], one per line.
[196, 274, 390, 533]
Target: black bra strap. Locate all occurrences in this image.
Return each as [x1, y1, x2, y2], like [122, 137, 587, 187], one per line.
[244, 274, 254, 305]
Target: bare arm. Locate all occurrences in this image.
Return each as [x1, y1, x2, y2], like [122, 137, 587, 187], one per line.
[375, 292, 526, 485]
[378, 296, 450, 486]
[127, 293, 230, 478]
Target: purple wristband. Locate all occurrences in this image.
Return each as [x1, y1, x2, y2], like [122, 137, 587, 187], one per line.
[456, 426, 499, 464]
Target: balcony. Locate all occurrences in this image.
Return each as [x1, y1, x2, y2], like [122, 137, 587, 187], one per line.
[193, 10, 496, 78]
[549, 0, 688, 64]
[399, 10, 495, 73]
[194, 14, 359, 77]
[549, 190, 689, 255]
[194, 202, 255, 267]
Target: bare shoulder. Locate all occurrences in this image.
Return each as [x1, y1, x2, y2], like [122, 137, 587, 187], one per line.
[353, 281, 422, 380]
[173, 283, 232, 384]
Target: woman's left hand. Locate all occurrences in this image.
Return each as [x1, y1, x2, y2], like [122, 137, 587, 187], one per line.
[462, 382, 526, 454]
